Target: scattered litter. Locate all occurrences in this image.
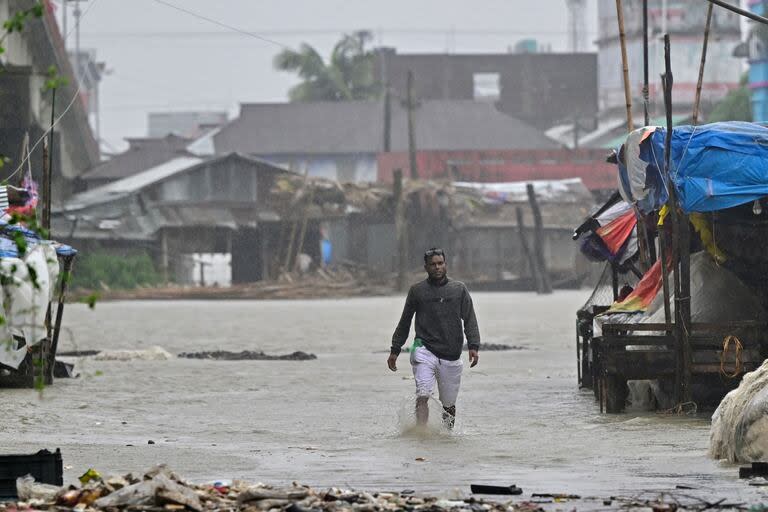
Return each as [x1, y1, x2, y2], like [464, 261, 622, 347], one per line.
[470, 484, 523, 495]
[531, 493, 580, 500]
[1, 465, 541, 512]
[178, 350, 317, 361]
[463, 343, 526, 351]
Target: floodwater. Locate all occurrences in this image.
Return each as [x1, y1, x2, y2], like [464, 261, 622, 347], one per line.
[1, 291, 764, 502]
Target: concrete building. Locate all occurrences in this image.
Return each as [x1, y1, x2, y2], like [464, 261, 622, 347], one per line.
[373, 48, 599, 130]
[596, 0, 742, 112]
[212, 100, 561, 183]
[0, 0, 100, 202]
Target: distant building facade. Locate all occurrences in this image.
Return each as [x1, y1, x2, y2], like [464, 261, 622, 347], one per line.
[148, 111, 228, 139]
[0, 0, 99, 201]
[596, 0, 742, 111]
[212, 100, 561, 183]
[373, 48, 599, 130]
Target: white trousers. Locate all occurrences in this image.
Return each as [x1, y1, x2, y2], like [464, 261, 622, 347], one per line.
[409, 346, 463, 407]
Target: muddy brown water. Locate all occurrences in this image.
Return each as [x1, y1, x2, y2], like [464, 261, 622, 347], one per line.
[1, 292, 763, 502]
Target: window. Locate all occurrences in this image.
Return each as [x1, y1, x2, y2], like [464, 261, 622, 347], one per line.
[473, 73, 501, 102]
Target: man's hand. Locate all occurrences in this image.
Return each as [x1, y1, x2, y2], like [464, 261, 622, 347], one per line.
[469, 349, 479, 368]
[387, 353, 398, 372]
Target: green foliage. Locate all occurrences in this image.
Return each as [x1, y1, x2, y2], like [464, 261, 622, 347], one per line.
[274, 30, 381, 102]
[0, 2, 44, 55]
[43, 65, 68, 91]
[708, 74, 752, 123]
[80, 292, 99, 310]
[71, 250, 160, 290]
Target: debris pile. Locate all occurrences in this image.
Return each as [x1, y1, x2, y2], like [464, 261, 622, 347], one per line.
[178, 350, 317, 361]
[70, 266, 394, 302]
[1, 466, 539, 512]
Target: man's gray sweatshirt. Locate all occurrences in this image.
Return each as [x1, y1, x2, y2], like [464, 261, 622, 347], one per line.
[391, 277, 480, 361]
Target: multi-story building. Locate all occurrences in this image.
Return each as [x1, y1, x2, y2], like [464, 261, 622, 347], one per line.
[596, 0, 742, 113]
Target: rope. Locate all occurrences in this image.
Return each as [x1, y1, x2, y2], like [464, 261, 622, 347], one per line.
[720, 335, 743, 379]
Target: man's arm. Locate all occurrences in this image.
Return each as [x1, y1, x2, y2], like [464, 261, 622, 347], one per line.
[461, 286, 480, 367]
[388, 287, 416, 371]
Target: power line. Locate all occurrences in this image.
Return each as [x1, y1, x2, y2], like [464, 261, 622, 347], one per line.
[149, 0, 291, 50]
[79, 28, 599, 39]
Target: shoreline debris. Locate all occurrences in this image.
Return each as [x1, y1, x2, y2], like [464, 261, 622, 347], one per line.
[178, 350, 317, 361]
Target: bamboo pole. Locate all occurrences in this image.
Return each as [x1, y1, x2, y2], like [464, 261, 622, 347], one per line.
[642, 0, 650, 127]
[293, 187, 316, 272]
[616, 0, 634, 132]
[283, 169, 309, 273]
[692, 3, 713, 125]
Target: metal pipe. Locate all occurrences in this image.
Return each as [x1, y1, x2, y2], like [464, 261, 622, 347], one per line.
[705, 0, 768, 26]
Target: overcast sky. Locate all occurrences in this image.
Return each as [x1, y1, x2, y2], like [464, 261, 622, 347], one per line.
[55, 0, 598, 152]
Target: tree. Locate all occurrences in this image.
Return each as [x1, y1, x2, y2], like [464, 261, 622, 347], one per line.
[273, 31, 380, 102]
[707, 73, 752, 123]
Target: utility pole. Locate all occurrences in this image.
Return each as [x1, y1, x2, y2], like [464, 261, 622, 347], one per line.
[406, 70, 419, 180]
[383, 85, 391, 152]
[74, 0, 82, 82]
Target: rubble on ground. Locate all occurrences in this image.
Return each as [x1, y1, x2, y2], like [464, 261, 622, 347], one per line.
[1, 465, 536, 512]
[178, 350, 317, 361]
[1, 465, 748, 512]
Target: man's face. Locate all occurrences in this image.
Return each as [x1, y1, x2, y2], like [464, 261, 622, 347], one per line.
[425, 255, 447, 281]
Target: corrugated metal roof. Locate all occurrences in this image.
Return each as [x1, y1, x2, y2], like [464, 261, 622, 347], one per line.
[65, 156, 205, 211]
[213, 100, 560, 155]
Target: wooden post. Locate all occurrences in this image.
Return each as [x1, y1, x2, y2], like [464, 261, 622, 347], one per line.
[394, 169, 408, 291]
[659, 227, 673, 331]
[526, 184, 552, 294]
[662, 34, 692, 406]
[293, 187, 315, 271]
[160, 229, 169, 283]
[406, 70, 419, 180]
[283, 170, 309, 273]
[46, 255, 75, 384]
[692, 2, 713, 125]
[616, 0, 634, 132]
[515, 206, 542, 291]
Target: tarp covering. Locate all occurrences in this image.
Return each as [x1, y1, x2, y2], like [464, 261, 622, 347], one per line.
[607, 259, 662, 313]
[618, 122, 768, 214]
[0, 244, 60, 370]
[595, 252, 766, 336]
[579, 201, 638, 264]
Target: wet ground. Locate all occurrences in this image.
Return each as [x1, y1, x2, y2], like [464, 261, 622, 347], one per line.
[1, 292, 764, 503]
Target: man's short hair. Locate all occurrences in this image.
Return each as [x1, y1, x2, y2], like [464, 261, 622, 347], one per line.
[424, 247, 445, 264]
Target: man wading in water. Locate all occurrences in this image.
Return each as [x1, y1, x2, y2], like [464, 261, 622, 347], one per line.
[387, 248, 480, 428]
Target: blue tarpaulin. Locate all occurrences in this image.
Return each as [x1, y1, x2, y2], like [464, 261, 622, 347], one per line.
[619, 122, 768, 213]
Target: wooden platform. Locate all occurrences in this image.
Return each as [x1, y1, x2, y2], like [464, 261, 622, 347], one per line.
[579, 321, 767, 413]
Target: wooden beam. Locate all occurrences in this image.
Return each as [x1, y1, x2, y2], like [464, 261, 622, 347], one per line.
[526, 184, 552, 294]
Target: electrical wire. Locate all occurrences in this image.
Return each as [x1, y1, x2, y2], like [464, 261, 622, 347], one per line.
[149, 0, 291, 50]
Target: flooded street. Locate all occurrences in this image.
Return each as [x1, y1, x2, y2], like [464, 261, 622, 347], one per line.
[1, 291, 762, 502]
